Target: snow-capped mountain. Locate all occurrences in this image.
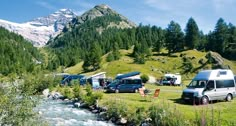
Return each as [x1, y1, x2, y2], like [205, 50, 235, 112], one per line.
[0, 9, 77, 47]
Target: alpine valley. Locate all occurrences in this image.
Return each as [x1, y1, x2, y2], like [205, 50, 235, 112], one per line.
[1, 3, 236, 126]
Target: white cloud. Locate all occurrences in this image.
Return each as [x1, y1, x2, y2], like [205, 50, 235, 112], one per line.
[142, 0, 236, 33]
[36, 1, 57, 10]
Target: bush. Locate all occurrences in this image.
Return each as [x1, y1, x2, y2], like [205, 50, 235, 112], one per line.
[81, 84, 103, 106]
[148, 103, 187, 126]
[63, 87, 74, 99]
[73, 85, 82, 98]
[85, 84, 93, 96]
[106, 53, 114, 62]
[22, 73, 60, 94]
[128, 106, 148, 125]
[105, 99, 129, 119]
[141, 74, 149, 83]
[0, 81, 42, 125]
[134, 54, 146, 64]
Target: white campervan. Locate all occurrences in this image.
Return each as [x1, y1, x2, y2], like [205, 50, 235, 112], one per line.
[162, 73, 181, 86]
[182, 69, 236, 104]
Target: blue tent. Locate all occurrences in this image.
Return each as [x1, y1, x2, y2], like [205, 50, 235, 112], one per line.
[115, 71, 140, 79]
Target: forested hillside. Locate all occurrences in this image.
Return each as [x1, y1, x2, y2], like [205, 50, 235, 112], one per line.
[47, 5, 236, 73]
[0, 27, 42, 76]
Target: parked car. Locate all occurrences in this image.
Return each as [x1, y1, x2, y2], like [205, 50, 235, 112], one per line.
[182, 69, 236, 104]
[105, 79, 143, 93]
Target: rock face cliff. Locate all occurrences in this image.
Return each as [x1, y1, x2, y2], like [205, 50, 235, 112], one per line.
[0, 9, 77, 47]
[62, 4, 136, 33]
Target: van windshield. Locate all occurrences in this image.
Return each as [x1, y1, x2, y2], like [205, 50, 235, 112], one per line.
[108, 79, 119, 86]
[188, 80, 207, 88]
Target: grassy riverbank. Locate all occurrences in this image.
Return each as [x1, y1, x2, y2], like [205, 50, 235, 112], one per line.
[98, 84, 236, 125]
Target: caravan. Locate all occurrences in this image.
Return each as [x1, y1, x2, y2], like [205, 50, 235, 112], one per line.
[161, 73, 181, 86]
[182, 69, 236, 104]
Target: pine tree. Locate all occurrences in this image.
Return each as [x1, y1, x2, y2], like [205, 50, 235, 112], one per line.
[82, 42, 102, 71]
[207, 18, 229, 55]
[165, 21, 184, 54]
[185, 17, 200, 49]
[152, 26, 165, 52]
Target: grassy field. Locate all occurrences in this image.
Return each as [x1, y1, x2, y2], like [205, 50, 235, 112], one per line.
[63, 49, 236, 124]
[65, 49, 236, 80]
[98, 84, 236, 125]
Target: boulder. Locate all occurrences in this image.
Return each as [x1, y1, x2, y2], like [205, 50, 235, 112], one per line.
[92, 109, 99, 113]
[74, 102, 81, 108]
[38, 111, 43, 115]
[42, 89, 50, 97]
[79, 103, 88, 108]
[98, 112, 108, 121]
[205, 51, 225, 68]
[49, 91, 64, 100]
[116, 118, 127, 125]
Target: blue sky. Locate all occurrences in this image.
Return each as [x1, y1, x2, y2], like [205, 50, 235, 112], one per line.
[0, 0, 236, 33]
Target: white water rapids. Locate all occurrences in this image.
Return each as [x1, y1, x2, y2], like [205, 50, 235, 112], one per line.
[35, 99, 114, 126]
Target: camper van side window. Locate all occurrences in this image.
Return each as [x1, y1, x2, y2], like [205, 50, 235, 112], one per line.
[216, 80, 224, 88]
[224, 80, 234, 87]
[216, 80, 234, 88]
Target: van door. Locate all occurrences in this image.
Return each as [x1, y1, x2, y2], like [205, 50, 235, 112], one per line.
[204, 80, 216, 100]
[215, 80, 235, 100]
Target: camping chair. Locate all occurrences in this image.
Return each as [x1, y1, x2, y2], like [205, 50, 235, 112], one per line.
[152, 88, 160, 100]
[139, 88, 160, 102]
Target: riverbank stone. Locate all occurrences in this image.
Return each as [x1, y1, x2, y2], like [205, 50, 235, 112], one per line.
[74, 102, 81, 108]
[42, 89, 50, 97]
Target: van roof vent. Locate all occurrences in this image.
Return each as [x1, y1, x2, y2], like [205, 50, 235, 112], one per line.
[217, 71, 227, 77]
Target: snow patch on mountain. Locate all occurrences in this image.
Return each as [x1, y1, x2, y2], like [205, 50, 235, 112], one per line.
[0, 9, 77, 47]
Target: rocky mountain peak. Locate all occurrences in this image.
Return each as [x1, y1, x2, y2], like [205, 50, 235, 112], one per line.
[95, 4, 110, 9]
[28, 8, 76, 28]
[0, 9, 77, 47]
[65, 4, 136, 31]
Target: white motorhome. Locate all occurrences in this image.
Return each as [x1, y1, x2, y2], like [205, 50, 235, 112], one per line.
[161, 73, 181, 86]
[182, 69, 236, 104]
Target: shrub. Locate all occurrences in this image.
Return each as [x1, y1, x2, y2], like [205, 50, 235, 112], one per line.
[22, 73, 60, 94]
[63, 87, 74, 99]
[105, 99, 129, 119]
[128, 106, 148, 125]
[85, 84, 93, 96]
[73, 85, 82, 98]
[134, 53, 146, 64]
[182, 57, 193, 73]
[148, 103, 187, 126]
[141, 74, 149, 83]
[81, 84, 103, 106]
[106, 53, 114, 62]
[0, 81, 42, 125]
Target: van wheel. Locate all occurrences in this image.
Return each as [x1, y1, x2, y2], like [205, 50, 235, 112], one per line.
[226, 94, 232, 102]
[115, 89, 119, 93]
[134, 89, 139, 93]
[201, 96, 209, 105]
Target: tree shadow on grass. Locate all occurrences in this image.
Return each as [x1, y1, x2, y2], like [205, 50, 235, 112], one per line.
[139, 99, 149, 102]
